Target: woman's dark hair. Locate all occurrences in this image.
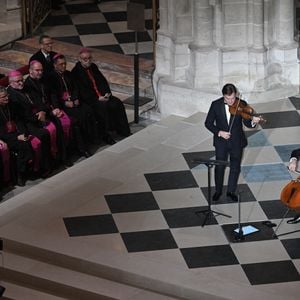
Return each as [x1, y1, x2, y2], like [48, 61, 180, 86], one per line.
[222, 83, 237, 96]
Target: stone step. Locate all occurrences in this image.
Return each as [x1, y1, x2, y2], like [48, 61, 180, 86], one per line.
[13, 38, 154, 79]
[0, 49, 153, 96]
[0, 282, 66, 300]
[0, 249, 180, 300]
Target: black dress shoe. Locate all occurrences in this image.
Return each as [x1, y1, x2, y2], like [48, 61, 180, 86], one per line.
[63, 160, 73, 168]
[103, 135, 116, 145]
[81, 151, 92, 158]
[226, 192, 238, 202]
[16, 174, 25, 187]
[287, 215, 300, 224]
[212, 192, 222, 201]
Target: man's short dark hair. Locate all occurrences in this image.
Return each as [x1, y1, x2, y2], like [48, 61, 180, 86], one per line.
[222, 83, 237, 96]
[39, 34, 51, 44]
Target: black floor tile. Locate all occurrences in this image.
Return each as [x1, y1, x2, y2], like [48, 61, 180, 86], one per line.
[222, 221, 277, 243]
[182, 151, 215, 169]
[129, 0, 153, 9]
[162, 206, 218, 228]
[121, 229, 178, 252]
[181, 245, 239, 268]
[114, 31, 152, 44]
[103, 11, 127, 22]
[55, 36, 83, 46]
[281, 238, 300, 259]
[201, 184, 256, 205]
[65, 3, 100, 14]
[259, 200, 295, 219]
[242, 260, 300, 285]
[42, 15, 73, 26]
[144, 170, 198, 191]
[145, 19, 153, 30]
[105, 192, 159, 213]
[260, 111, 300, 129]
[91, 44, 123, 54]
[76, 23, 111, 35]
[289, 96, 300, 110]
[63, 214, 118, 237]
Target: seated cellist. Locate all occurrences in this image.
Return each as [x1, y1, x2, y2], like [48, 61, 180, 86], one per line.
[287, 148, 300, 224]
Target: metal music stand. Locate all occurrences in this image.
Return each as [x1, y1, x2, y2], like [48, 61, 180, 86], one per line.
[193, 158, 232, 227]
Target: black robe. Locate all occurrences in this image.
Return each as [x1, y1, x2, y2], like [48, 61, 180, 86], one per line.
[48, 70, 97, 152]
[7, 86, 52, 172]
[0, 102, 33, 175]
[71, 62, 130, 137]
[24, 76, 68, 163]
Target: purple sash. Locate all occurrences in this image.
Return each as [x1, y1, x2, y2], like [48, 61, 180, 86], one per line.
[6, 120, 17, 133]
[45, 121, 58, 157]
[30, 136, 41, 172]
[59, 111, 71, 141]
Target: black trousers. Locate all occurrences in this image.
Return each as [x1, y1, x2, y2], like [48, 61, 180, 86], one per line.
[214, 142, 243, 194]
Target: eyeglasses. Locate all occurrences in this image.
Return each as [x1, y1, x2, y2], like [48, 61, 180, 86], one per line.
[81, 56, 92, 61]
[12, 79, 24, 83]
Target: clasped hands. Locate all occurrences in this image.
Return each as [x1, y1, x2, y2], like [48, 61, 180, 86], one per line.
[98, 93, 111, 101]
[218, 131, 231, 140]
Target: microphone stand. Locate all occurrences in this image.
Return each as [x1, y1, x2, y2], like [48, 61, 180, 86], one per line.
[234, 192, 244, 241]
[193, 158, 232, 227]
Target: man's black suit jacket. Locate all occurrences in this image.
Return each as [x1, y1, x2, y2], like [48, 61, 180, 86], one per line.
[29, 50, 57, 77]
[205, 97, 253, 150]
[291, 148, 300, 159]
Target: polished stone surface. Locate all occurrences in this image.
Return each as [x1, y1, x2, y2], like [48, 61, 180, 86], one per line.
[0, 97, 299, 299]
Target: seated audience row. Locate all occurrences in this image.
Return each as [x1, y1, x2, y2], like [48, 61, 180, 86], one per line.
[0, 35, 131, 192]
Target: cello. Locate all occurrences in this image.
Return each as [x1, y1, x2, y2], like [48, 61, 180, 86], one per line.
[280, 176, 300, 211]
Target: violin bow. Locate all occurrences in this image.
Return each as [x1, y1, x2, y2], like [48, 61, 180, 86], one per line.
[228, 91, 241, 134]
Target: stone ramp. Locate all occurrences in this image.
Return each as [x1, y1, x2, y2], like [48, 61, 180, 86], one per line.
[0, 239, 182, 300]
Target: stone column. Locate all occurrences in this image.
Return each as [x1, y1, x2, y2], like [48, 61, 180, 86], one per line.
[193, 0, 213, 47]
[189, 0, 220, 90]
[155, 0, 176, 77]
[252, 0, 264, 49]
[275, 0, 295, 46]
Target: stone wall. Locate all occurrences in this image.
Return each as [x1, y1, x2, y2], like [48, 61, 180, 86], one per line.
[154, 0, 299, 117]
[0, 0, 23, 46]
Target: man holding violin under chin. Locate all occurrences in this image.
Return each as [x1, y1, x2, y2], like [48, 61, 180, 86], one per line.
[205, 83, 261, 202]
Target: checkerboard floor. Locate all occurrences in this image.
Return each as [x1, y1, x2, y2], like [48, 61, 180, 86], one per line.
[38, 0, 154, 59]
[1, 96, 300, 299]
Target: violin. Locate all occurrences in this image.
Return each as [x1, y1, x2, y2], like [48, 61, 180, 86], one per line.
[280, 176, 300, 212]
[229, 98, 266, 124]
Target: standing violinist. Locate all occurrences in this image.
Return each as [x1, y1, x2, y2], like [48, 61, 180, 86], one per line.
[205, 83, 261, 202]
[286, 148, 300, 224]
